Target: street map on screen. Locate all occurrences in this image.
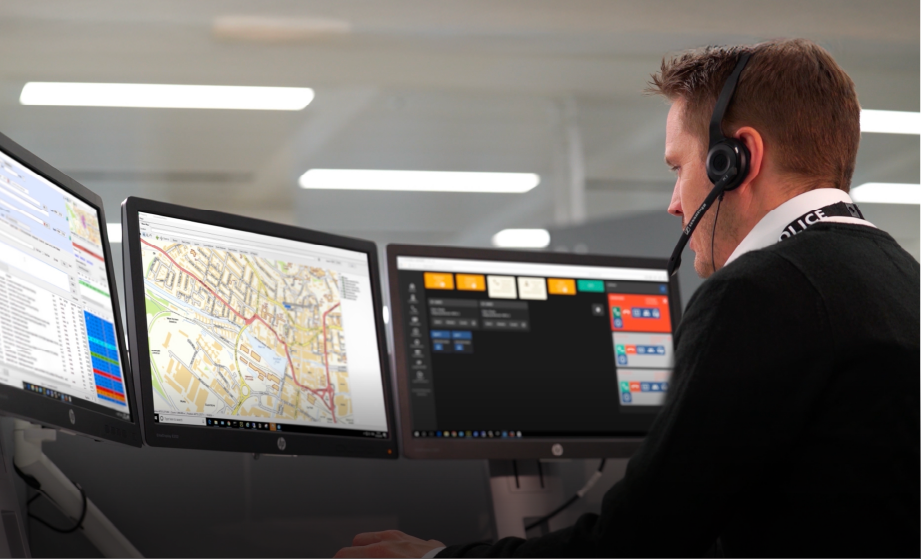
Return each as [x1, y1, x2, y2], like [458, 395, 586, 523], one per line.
[137, 213, 388, 437]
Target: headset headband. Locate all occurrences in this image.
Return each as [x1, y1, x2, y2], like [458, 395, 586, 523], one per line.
[708, 52, 751, 149]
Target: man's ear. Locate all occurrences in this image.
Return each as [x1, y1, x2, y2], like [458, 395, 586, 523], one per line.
[734, 126, 765, 193]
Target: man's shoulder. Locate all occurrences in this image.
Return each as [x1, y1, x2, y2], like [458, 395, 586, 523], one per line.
[727, 222, 919, 294]
[681, 250, 818, 338]
[749, 221, 916, 271]
[691, 248, 809, 307]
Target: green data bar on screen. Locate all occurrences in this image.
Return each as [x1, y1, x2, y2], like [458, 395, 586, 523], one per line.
[577, 279, 605, 292]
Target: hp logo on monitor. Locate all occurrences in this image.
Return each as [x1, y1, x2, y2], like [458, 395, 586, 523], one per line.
[277, 437, 287, 451]
[551, 444, 563, 456]
[68, 409, 76, 425]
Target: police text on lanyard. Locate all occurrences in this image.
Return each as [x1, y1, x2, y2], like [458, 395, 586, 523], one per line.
[778, 201, 868, 242]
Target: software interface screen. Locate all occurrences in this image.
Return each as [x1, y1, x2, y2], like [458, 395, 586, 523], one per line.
[0, 148, 129, 419]
[396, 256, 674, 439]
[137, 213, 389, 438]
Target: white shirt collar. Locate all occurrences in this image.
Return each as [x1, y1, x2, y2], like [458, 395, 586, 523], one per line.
[725, 188, 875, 266]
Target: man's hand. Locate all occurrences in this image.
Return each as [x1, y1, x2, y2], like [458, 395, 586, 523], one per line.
[334, 530, 445, 558]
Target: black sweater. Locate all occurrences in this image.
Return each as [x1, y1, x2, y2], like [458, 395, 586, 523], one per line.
[439, 223, 920, 558]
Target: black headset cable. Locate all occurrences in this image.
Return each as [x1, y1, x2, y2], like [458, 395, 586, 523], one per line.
[710, 191, 725, 275]
[524, 459, 607, 532]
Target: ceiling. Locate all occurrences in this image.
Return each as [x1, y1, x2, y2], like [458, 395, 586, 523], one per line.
[0, 0, 917, 251]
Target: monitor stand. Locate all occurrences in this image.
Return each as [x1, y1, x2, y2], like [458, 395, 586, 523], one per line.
[487, 460, 568, 540]
[3, 419, 142, 558]
[0, 419, 28, 557]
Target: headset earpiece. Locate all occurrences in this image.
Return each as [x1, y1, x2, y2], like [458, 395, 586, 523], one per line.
[706, 138, 750, 191]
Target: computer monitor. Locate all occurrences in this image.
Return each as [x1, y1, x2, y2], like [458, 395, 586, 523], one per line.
[121, 197, 397, 458]
[0, 132, 139, 445]
[388, 245, 681, 459]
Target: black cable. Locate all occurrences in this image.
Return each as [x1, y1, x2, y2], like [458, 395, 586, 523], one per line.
[524, 494, 579, 533]
[524, 459, 606, 532]
[14, 463, 88, 534]
[26, 484, 88, 534]
[710, 192, 725, 274]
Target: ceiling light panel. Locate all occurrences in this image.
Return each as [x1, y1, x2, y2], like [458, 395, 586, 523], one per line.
[20, 82, 314, 111]
[298, 170, 540, 193]
[851, 183, 920, 205]
[860, 109, 920, 135]
[491, 229, 551, 248]
[213, 15, 352, 42]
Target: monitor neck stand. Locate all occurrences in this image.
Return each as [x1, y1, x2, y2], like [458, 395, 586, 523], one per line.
[7, 419, 142, 558]
[487, 459, 567, 540]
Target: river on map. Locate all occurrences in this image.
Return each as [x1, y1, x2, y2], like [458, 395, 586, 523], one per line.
[242, 329, 289, 377]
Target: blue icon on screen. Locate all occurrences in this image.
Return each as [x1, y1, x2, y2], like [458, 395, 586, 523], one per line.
[622, 392, 632, 403]
[433, 343, 444, 351]
[651, 383, 661, 391]
[617, 354, 628, 365]
[661, 382, 669, 391]
[652, 308, 660, 318]
[436, 431, 442, 437]
[613, 318, 623, 328]
[659, 284, 667, 294]
[641, 382, 650, 391]
[454, 343, 464, 351]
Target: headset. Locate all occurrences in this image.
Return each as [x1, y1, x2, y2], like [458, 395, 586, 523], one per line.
[667, 52, 752, 277]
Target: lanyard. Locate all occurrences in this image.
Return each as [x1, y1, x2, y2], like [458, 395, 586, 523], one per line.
[778, 201, 868, 242]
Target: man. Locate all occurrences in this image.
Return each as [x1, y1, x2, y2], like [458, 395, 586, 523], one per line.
[336, 39, 920, 558]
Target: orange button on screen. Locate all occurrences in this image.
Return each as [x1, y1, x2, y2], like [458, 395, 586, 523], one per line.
[547, 278, 576, 295]
[456, 274, 486, 291]
[424, 272, 455, 290]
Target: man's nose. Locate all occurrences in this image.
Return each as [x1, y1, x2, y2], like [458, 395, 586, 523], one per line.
[667, 181, 682, 217]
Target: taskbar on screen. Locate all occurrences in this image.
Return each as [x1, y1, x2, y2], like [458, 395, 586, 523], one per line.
[152, 413, 388, 439]
[412, 428, 654, 439]
[22, 381, 131, 422]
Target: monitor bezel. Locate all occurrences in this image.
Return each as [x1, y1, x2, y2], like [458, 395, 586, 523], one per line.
[0, 131, 140, 446]
[387, 244, 682, 460]
[122, 197, 398, 459]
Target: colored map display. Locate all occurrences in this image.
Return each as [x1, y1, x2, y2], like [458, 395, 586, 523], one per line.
[142, 238, 352, 425]
[67, 201, 102, 248]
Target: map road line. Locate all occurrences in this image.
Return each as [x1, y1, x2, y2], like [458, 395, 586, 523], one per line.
[322, 302, 340, 422]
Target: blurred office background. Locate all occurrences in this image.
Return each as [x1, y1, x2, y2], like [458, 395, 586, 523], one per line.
[0, 1, 917, 556]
